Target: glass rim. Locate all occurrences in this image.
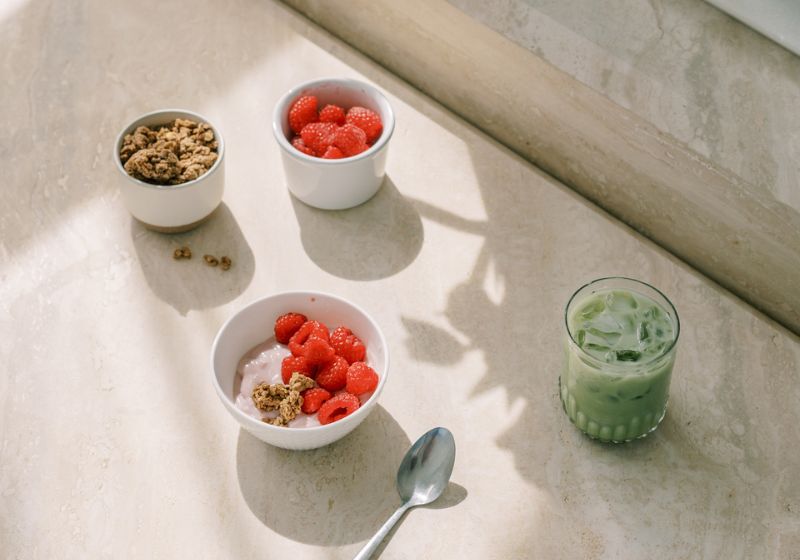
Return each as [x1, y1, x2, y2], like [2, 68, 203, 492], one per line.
[564, 276, 681, 370]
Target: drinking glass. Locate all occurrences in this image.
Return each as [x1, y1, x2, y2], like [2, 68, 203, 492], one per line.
[560, 277, 680, 442]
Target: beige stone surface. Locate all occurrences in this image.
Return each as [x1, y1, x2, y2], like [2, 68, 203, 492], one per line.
[451, 0, 800, 212]
[1, 0, 799, 558]
[284, 0, 800, 336]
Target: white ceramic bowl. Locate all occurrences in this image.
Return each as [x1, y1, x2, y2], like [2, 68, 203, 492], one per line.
[114, 109, 225, 232]
[272, 78, 395, 210]
[210, 291, 390, 450]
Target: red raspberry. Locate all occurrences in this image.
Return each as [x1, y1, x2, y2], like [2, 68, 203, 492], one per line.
[317, 392, 360, 425]
[345, 362, 379, 395]
[301, 387, 332, 414]
[281, 355, 315, 384]
[302, 336, 336, 365]
[330, 326, 367, 364]
[291, 136, 315, 156]
[322, 145, 344, 159]
[274, 312, 308, 344]
[319, 104, 346, 126]
[329, 326, 350, 348]
[288, 320, 330, 356]
[333, 123, 368, 157]
[316, 355, 349, 392]
[288, 95, 318, 135]
[300, 122, 337, 156]
[346, 106, 383, 144]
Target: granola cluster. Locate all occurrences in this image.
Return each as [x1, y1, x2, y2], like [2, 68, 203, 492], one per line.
[120, 118, 218, 185]
[253, 372, 316, 427]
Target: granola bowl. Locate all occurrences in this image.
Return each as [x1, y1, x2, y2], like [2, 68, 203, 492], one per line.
[114, 109, 225, 233]
[210, 291, 390, 450]
[272, 77, 395, 210]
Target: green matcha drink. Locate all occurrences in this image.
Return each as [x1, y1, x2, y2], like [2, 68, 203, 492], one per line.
[560, 277, 679, 443]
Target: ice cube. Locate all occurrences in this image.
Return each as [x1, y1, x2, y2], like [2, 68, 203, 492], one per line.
[606, 290, 637, 311]
[621, 313, 635, 332]
[588, 327, 621, 345]
[579, 298, 605, 320]
[643, 305, 663, 320]
[614, 350, 641, 362]
[588, 310, 625, 336]
[637, 321, 650, 343]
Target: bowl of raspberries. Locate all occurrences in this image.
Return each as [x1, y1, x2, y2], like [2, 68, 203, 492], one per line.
[211, 291, 389, 450]
[272, 78, 395, 210]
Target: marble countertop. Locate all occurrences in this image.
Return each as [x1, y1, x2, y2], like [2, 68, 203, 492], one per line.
[450, 0, 800, 213]
[286, 0, 800, 339]
[1, 0, 799, 558]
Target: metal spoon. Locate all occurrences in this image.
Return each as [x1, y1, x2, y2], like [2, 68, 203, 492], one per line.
[353, 427, 456, 560]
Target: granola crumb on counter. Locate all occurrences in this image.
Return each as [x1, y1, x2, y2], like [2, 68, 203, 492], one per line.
[171, 248, 232, 271]
[173, 246, 192, 260]
[254, 373, 316, 427]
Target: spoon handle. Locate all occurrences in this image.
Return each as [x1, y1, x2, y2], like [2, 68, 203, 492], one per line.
[352, 502, 411, 560]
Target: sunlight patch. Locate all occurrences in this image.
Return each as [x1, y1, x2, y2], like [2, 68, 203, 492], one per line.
[482, 256, 505, 306]
[0, 0, 28, 23]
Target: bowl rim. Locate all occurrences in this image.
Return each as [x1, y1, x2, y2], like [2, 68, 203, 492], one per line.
[272, 77, 396, 165]
[113, 108, 226, 191]
[210, 290, 390, 434]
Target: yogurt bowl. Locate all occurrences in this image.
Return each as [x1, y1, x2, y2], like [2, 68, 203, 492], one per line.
[211, 291, 390, 450]
[272, 78, 395, 210]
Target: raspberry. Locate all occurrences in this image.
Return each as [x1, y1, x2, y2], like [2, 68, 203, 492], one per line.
[302, 336, 336, 365]
[289, 320, 330, 356]
[330, 326, 367, 364]
[301, 387, 332, 414]
[333, 124, 368, 157]
[274, 312, 308, 344]
[317, 392, 360, 425]
[346, 362, 379, 395]
[291, 136, 315, 156]
[346, 106, 383, 144]
[322, 145, 344, 159]
[300, 122, 337, 156]
[319, 104, 346, 126]
[329, 326, 350, 348]
[281, 355, 315, 384]
[316, 355, 349, 392]
[288, 95, 318, 135]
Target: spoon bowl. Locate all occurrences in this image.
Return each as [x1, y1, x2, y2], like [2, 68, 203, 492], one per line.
[353, 427, 456, 559]
[397, 427, 456, 506]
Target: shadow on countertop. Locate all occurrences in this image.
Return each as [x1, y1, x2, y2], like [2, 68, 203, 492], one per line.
[236, 405, 407, 545]
[236, 406, 467, 547]
[370, 480, 468, 559]
[131, 202, 254, 315]
[291, 176, 424, 281]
